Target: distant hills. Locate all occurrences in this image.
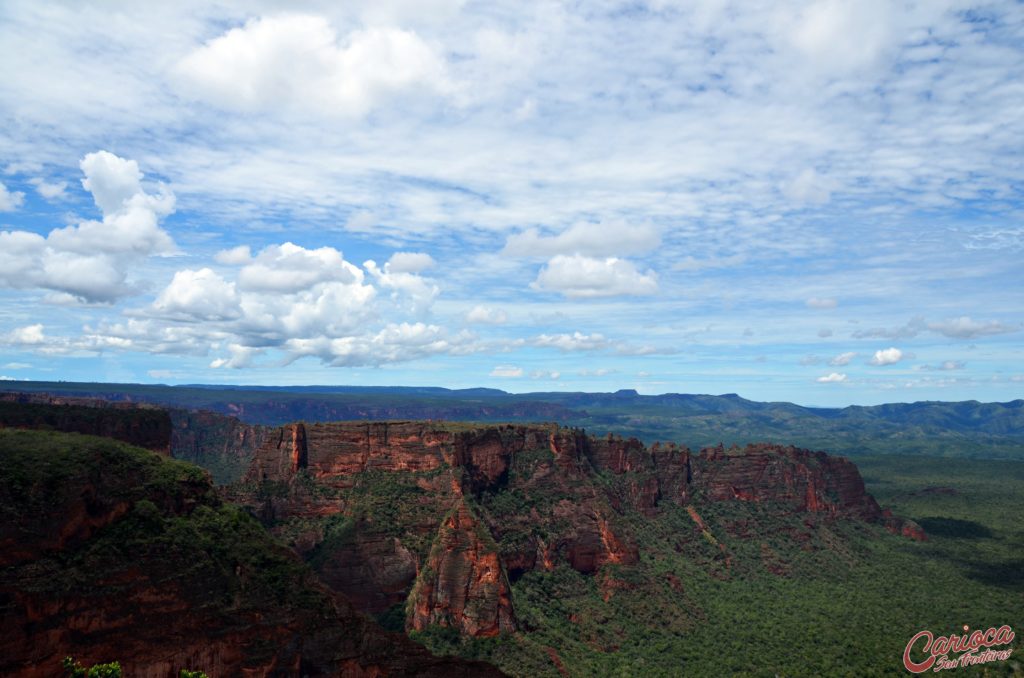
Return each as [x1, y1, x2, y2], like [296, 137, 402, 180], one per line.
[2, 381, 1022, 459]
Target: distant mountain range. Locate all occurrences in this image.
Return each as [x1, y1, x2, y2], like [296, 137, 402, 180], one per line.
[2, 381, 1022, 459]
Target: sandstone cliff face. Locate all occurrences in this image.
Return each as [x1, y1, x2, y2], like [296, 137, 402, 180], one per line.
[692, 443, 883, 518]
[230, 421, 920, 642]
[409, 499, 517, 637]
[0, 429, 505, 678]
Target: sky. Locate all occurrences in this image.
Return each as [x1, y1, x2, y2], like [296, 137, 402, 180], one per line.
[0, 0, 1021, 407]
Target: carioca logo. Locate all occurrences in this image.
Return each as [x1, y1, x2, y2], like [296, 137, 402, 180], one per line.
[903, 625, 1015, 673]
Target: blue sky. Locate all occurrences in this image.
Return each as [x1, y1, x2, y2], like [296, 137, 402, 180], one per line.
[0, 0, 1021, 406]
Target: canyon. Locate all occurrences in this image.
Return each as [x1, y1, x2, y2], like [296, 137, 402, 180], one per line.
[0, 398, 929, 676]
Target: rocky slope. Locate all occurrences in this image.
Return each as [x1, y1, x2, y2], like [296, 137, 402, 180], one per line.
[0, 428, 504, 678]
[227, 420, 925, 642]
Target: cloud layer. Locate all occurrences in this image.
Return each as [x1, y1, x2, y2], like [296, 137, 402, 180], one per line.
[0, 2, 1020, 405]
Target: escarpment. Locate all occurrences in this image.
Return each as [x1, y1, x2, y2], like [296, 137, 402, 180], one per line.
[228, 420, 925, 640]
[0, 429, 505, 678]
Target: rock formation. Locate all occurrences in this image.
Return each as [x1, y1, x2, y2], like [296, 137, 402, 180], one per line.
[228, 420, 925, 641]
[0, 428, 504, 678]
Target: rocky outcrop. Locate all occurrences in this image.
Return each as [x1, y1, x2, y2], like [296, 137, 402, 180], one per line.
[692, 443, 885, 519]
[408, 499, 517, 637]
[230, 421, 924, 641]
[0, 429, 505, 678]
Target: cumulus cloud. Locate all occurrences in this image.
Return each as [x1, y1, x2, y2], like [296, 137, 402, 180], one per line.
[870, 347, 904, 366]
[41, 241, 464, 370]
[174, 15, 453, 118]
[364, 257, 439, 314]
[0, 151, 175, 303]
[239, 242, 360, 293]
[504, 221, 661, 258]
[0, 181, 25, 210]
[816, 372, 847, 383]
[806, 297, 837, 309]
[489, 364, 523, 378]
[153, 268, 240, 320]
[465, 305, 508, 325]
[532, 254, 657, 298]
[829, 351, 856, 366]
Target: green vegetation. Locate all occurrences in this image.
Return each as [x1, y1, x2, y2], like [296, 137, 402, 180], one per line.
[414, 454, 1024, 677]
[62, 657, 122, 678]
[7, 417, 1023, 676]
[2, 429, 341, 674]
[62, 657, 208, 678]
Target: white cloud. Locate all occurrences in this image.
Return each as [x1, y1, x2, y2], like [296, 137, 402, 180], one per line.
[214, 245, 252, 265]
[62, 242, 463, 369]
[532, 332, 608, 351]
[30, 178, 67, 200]
[239, 242, 361, 293]
[386, 251, 435, 273]
[829, 351, 856, 366]
[153, 268, 240, 320]
[2, 362, 32, 369]
[465, 305, 508, 325]
[489, 364, 523, 378]
[2, 324, 46, 345]
[0, 181, 25, 210]
[578, 368, 613, 377]
[0, 151, 176, 303]
[364, 258, 439, 314]
[870, 347, 904, 366]
[806, 297, 837, 309]
[174, 15, 453, 118]
[816, 372, 847, 383]
[530, 370, 560, 380]
[532, 255, 657, 298]
[927, 316, 1016, 340]
[210, 343, 262, 369]
[504, 221, 661, 258]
